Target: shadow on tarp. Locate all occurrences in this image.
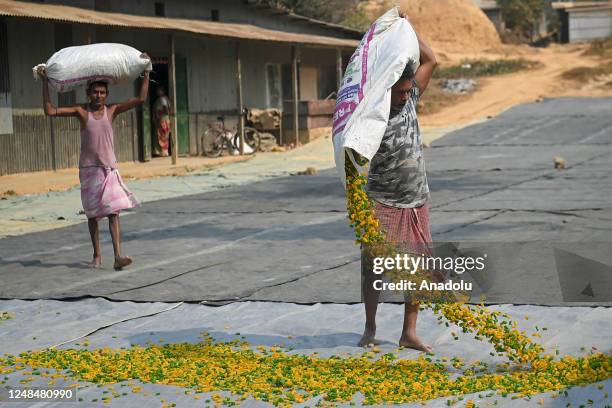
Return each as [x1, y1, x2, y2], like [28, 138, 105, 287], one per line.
[121, 328, 396, 351]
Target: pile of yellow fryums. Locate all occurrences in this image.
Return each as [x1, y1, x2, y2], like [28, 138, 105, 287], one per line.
[0, 335, 610, 407]
[0, 159, 610, 407]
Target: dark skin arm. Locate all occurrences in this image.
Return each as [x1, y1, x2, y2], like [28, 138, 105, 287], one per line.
[413, 33, 437, 96]
[396, 11, 438, 96]
[38, 67, 87, 126]
[111, 69, 150, 120]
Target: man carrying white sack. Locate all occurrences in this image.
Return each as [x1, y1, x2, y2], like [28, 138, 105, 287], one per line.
[37, 55, 149, 271]
[357, 26, 438, 351]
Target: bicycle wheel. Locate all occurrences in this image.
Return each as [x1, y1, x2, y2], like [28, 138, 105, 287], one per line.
[244, 127, 262, 151]
[202, 128, 224, 157]
[233, 127, 261, 152]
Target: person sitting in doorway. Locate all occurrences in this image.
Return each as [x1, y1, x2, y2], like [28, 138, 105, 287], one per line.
[153, 85, 172, 157]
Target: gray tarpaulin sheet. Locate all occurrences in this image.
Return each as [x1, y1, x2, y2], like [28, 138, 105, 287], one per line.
[0, 299, 610, 407]
[1, 98, 611, 305]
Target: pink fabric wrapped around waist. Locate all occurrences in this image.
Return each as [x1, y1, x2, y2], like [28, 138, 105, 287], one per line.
[79, 167, 139, 220]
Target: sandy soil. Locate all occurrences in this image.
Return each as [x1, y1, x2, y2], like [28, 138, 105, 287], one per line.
[0, 155, 250, 197]
[420, 43, 612, 127]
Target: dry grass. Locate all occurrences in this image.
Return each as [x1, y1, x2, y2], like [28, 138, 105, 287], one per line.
[417, 80, 473, 116]
[563, 39, 612, 85]
[433, 58, 541, 79]
[418, 58, 540, 115]
[561, 65, 612, 82]
[582, 38, 612, 60]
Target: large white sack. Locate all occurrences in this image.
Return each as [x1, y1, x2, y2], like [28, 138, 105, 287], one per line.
[33, 43, 152, 92]
[332, 8, 420, 186]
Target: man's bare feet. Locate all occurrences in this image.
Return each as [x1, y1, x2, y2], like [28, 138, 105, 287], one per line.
[113, 256, 132, 271]
[399, 334, 433, 353]
[88, 257, 102, 269]
[358, 329, 383, 347]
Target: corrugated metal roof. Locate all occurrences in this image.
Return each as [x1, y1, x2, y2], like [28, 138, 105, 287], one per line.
[243, 0, 364, 36]
[0, 0, 359, 48]
[473, 0, 500, 11]
[552, 1, 612, 10]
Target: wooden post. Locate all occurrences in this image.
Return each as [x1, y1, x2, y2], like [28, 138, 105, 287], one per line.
[292, 45, 300, 147]
[336, 48, 343, 90]
[235, 42, 244, 155]
[131, 110, 138, 161]
[169, 34, 179, 165]
[48, 117, 57, 171]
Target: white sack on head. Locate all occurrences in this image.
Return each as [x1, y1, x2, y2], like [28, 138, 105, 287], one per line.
[332, 7, 420, 186]
[33, 43, 152, 92]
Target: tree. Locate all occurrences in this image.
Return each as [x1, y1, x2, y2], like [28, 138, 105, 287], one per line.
[252, 0, 333, 21]
[251, 0, 367, 30]
[496, 0, 546, 42]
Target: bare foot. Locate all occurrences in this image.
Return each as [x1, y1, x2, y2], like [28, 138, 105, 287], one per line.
[113, 256, 132, 271]
[399, 335, 433, 353]
[88, 257, 102, 269]
[358, 330, 383, 347]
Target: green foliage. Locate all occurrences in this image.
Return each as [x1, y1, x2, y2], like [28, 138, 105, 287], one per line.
[496, 0, 546, 41]
[0, 312, 13, 321]
[433, 59, 540, 79]
[252, 0, 367, 30]
[340, 9, 371, 31]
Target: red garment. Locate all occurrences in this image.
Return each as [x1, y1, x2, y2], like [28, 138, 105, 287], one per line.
[373, 200, 432, 255]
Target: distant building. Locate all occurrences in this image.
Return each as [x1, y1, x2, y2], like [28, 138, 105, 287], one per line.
[474, 0, 548, 41]
[552, 1, 612, 43]
[474, 0, 505, 33]
[0, 0, 361, 174]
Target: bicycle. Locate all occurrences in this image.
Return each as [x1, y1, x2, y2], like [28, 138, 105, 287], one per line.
[201, 111, 261, 157]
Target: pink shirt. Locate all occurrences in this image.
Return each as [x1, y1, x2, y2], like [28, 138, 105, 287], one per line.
[79, 105, 117, 168]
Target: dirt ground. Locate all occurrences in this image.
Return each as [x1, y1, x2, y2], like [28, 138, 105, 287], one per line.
[1, 42, 611, 198]
[420, 42, 612, 127]
[0, 155, 249, 197]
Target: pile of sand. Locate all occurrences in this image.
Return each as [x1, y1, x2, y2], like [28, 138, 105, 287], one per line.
[359, 0, 502, 53]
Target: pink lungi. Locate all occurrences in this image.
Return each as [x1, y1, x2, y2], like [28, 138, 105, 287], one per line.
[79, 167, 140, 221]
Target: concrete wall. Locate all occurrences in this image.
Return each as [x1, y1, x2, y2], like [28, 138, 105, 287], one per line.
[7, 18, 56, 112]
[569, 8, 612, 42]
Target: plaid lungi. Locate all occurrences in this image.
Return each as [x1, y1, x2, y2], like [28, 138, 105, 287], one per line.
[373, 201, 432, 255]
[361, 201, 434, 302]
[79, 167, 140, 221]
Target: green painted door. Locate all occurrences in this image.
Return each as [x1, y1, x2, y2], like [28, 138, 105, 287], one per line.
[140, 85, 152, 161]
[176, 56, 189, 155]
